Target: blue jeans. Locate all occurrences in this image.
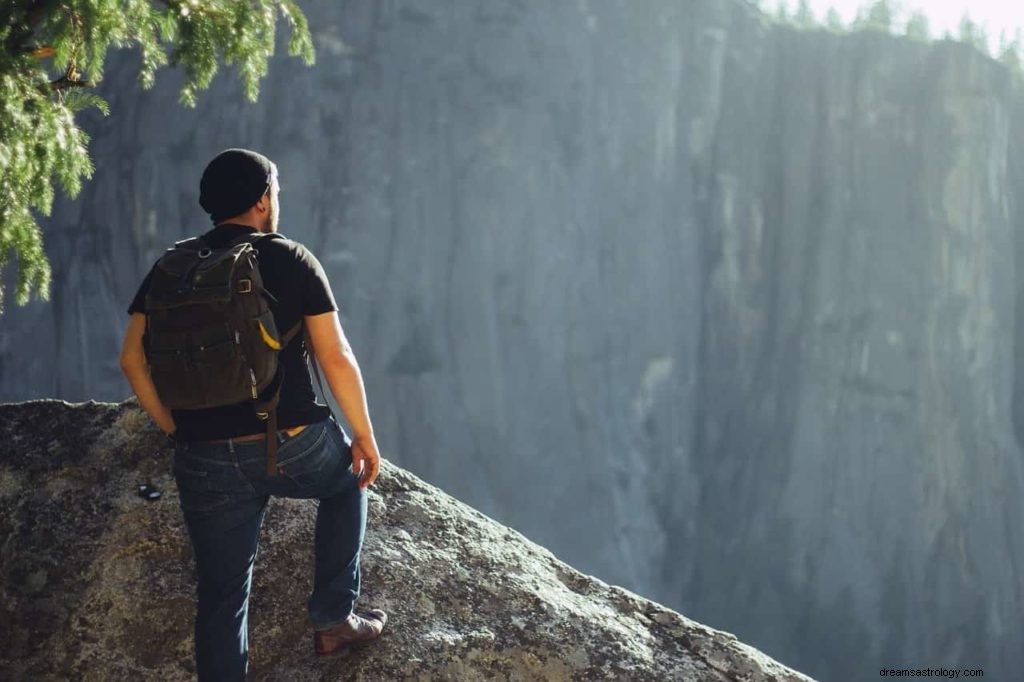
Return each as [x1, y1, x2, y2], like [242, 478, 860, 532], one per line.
[172, 414, 366, 682]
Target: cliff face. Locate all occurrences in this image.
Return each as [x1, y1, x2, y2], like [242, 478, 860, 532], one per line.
[3, 0, 1024, 679]
[0, 399, 812, 681]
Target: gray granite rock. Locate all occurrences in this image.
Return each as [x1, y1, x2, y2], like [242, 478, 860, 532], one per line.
[0, 398, 813, 681]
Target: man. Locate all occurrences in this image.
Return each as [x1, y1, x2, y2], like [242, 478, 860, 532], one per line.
[119, 148, 387, 680]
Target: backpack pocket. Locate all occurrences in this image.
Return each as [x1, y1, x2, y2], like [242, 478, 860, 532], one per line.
[147, 347, 194, 408]
[147, 326, 252, 409]
[193, 336, 251, 407]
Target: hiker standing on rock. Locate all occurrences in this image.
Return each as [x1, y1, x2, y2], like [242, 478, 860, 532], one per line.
[119, 148, 388, 680]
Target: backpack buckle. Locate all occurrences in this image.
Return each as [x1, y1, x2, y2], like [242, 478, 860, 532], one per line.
[238, 279, 252, 294]
[256, 411, 269, 420]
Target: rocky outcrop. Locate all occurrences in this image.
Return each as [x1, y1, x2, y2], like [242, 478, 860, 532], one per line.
[5, 1, 1024, 679]
[0, 399, 812, 681]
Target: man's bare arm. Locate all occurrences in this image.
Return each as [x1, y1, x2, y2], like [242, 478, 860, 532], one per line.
[305, 311, 375, 438]
[305, 310, 380, 487]
[119, 312, 176, 435]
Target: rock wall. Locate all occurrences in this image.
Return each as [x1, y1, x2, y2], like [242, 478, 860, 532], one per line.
[3, 1, 1023, 679]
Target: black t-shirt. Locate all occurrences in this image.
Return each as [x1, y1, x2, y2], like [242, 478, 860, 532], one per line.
[128, 223, 338, 441]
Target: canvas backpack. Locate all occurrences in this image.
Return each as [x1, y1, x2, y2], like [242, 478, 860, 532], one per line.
[143, 231, 303, 476]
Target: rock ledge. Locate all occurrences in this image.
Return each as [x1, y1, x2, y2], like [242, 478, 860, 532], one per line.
[0, 399, 813, 681]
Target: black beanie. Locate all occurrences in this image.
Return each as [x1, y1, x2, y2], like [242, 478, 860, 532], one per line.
[199, 148, 274, 224]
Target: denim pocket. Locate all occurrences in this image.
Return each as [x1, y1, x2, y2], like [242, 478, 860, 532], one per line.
[172, 454, 247, 515]
[172, 456, 212, 492]
[275, 424, 334, 488]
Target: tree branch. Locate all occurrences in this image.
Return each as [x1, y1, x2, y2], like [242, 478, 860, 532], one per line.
[29, 45, 55, 59]
[48, 76, 95, 90]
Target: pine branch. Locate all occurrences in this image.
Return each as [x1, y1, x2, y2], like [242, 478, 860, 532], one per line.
[48, 76, 96, 90]
[0, 0, 318, 313]
[28, 45, 55, 59]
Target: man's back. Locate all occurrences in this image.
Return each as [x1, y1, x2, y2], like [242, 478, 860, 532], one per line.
[127, 222, 338, 441]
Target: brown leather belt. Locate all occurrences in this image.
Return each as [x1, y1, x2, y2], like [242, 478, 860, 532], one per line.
[203, 423, 309, 444]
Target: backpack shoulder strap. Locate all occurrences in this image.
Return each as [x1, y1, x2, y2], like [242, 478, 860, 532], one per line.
[172, 236, 208, 250]
[171, 231, 280, 252]
[253, 318, 307, 477]
[229, 231, 285, 248]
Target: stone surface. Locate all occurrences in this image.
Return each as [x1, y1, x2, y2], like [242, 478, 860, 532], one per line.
[0, 399, 812, 681]
[3, 1, 1024, 680]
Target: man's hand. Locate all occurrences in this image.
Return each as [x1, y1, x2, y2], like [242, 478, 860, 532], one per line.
[120, 312, 177, 436]
[351, 433, 381, 489]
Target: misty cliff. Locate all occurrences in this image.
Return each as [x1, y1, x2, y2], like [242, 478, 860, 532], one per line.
[2, 1, 1024, 680]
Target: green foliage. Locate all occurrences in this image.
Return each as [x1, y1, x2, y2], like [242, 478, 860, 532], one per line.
[794, 0, 815, 29]
[851, 0, 901, 32]
[867, 0, 895, 31]
[762, 1, 1024, 88]
[958, 12, 990, 56]
[904, 11, 930, 42]
[999, 29, 1023, 72]
[774, 1, 790, 23]
[0, 0, 315, 314]
[824, 7, 844, 32]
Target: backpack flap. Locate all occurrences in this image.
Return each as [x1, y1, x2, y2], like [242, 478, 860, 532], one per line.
[145, 242, 258, 310]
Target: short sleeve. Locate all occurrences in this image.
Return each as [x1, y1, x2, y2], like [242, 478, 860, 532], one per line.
[295, 243, 338, 316]
[127, 266, 155, 315]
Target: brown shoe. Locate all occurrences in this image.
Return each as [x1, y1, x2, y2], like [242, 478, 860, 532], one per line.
[314, 608, 388, 658]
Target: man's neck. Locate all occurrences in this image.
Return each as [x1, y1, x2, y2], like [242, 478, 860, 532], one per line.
[215, 221, 262, 232]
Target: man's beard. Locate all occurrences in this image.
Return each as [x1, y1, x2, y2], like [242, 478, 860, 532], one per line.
[265, 200, 279, 232]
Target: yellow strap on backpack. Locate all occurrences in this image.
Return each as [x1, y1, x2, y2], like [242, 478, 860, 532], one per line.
[258, 320, 282, 350]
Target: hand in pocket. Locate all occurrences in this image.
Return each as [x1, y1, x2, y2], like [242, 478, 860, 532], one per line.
[351, 434, 381, 489]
